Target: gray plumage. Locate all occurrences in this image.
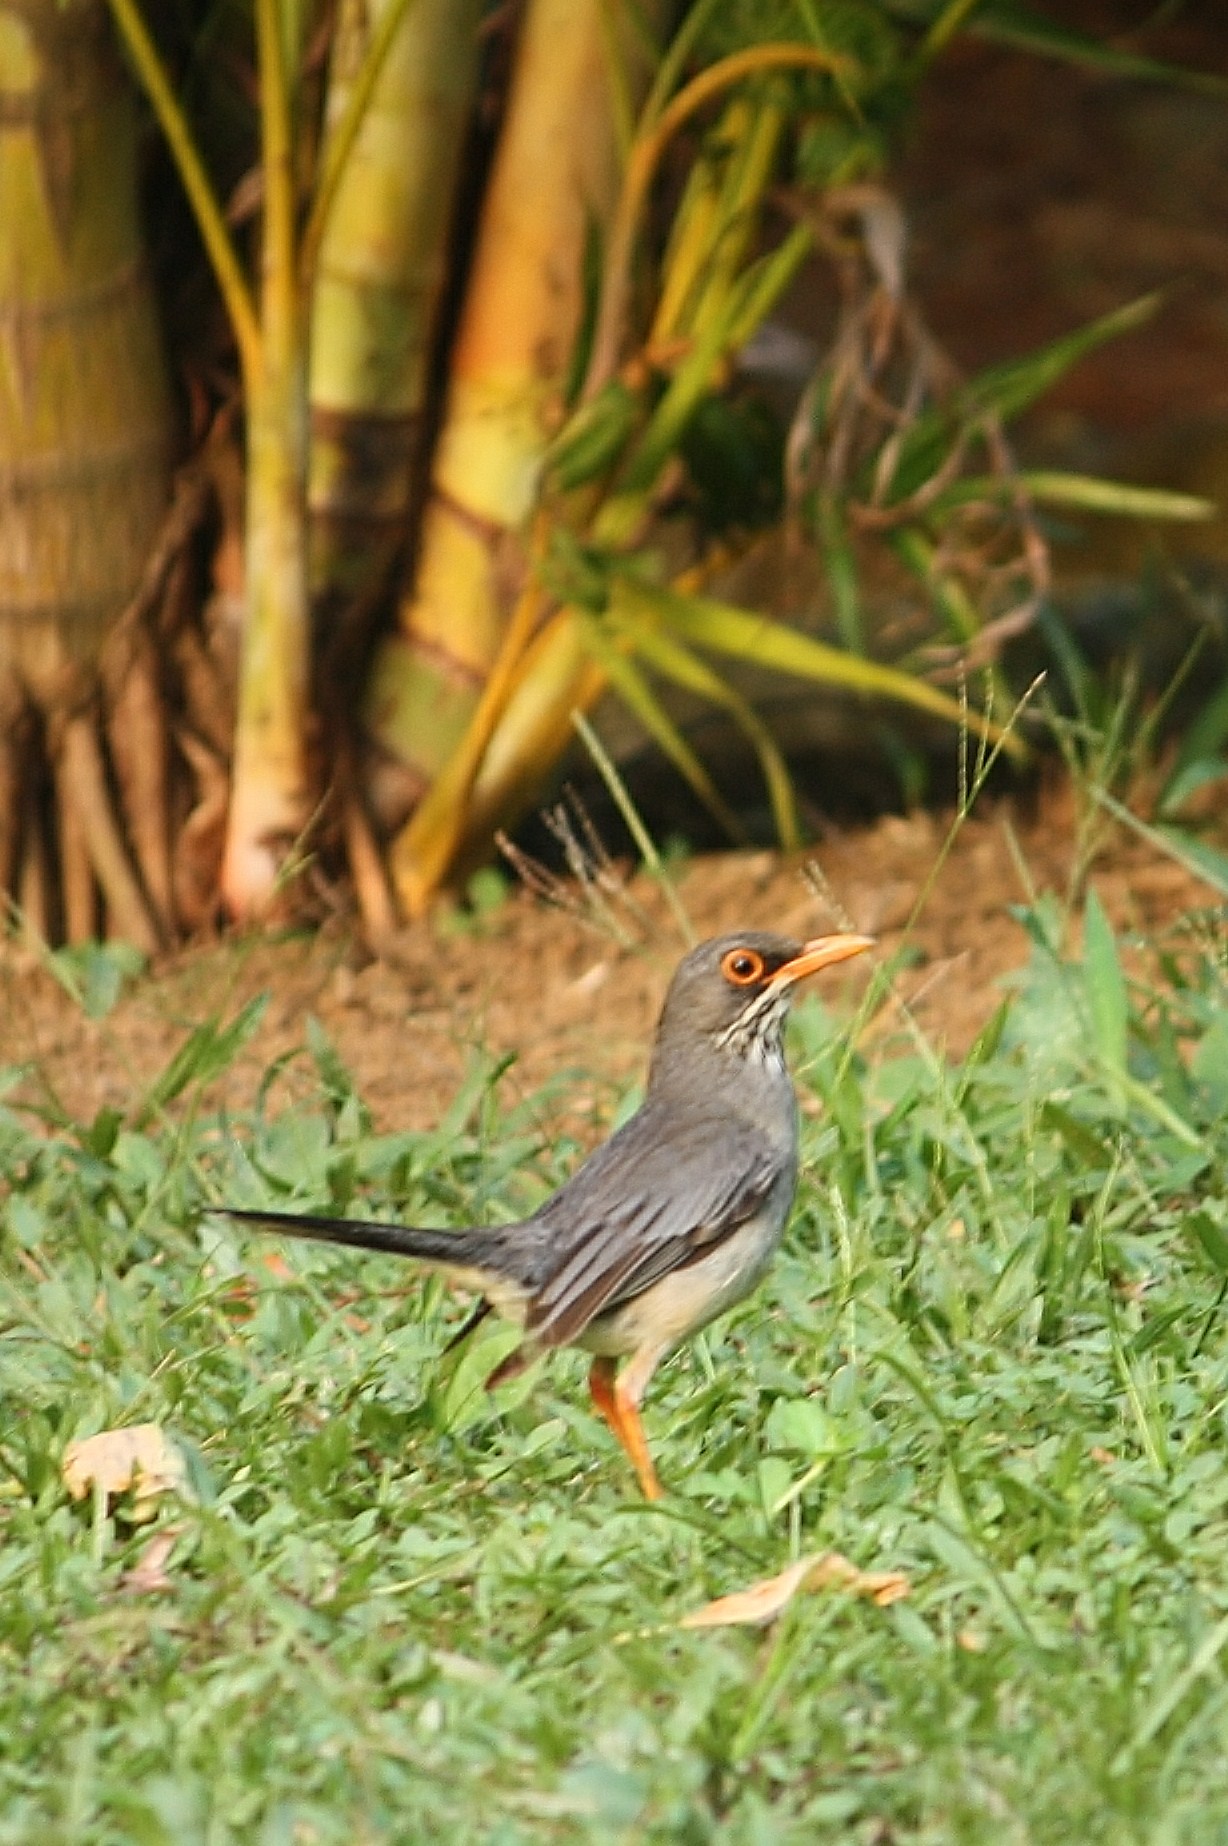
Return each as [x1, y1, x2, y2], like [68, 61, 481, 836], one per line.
[217, 927, 873, 1496]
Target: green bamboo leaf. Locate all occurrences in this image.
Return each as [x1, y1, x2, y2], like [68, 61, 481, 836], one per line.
[546, 380, 641, 491]
[892, 526, 979, 644]
[610, 581, 801, 847]
[945, 2, 1228, 95]
[677, 93, 787, 345]
[879, 296, 1162, 505]
[935, 472, 1214, 523]
[723, 220, 814, 353]
[619, 225, 812, 501]
[641, 584, 1023, 754]
[579, 620, 746, 840]
[962, 296, 1163, 425]
[616, 298, 746, 508]
[1011, 472, 1212, 522]
[1082, 890, 1127, 1091]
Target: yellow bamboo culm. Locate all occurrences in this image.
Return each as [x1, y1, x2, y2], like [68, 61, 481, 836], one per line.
[366, 0, 645, 868]
[218, 0, 314, 918]
[0, 0, 173, 945]
[0, 0, 172, 707]
[307, 0, 482, 634]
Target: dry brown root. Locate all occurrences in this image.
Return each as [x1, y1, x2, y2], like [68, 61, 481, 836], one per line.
[15, 737, 52, 949]
[54, 705, 162, 955]
[171, 727, 229, 934]
[0, 686, 21, 905]
[55, 742, 97, 944]
[342, 777, 398, 941]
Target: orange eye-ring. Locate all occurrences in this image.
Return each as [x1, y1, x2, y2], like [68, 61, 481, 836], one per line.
[721, 947, 766, 986]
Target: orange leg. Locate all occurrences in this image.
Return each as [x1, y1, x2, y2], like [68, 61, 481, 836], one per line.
[588, 1354, 664, 1501]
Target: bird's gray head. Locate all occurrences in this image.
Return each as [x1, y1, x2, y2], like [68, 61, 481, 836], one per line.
[647, 929, 873, 1085]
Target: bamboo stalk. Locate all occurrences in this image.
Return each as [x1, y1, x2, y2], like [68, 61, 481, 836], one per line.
[307, 0, 482, 653]
[0, 0, 174, 943]
[217, 0, 313, 916]
[368, 0, 648, 825]
[460, 613, 606, 858]
[0, 0, 173, 706]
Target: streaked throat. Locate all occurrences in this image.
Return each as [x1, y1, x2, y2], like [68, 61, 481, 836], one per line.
[715, 986, 793, 1069]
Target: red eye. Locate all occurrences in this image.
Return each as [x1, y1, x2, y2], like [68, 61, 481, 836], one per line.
[721, 947, 766, 986]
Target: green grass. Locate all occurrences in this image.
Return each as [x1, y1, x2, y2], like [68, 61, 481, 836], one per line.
[5, 896, 1228, 1844]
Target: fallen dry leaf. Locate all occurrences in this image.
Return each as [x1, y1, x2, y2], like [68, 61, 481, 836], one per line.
[121, 1525, 184, 1594]
[680, 1551, 910, 1630]
[63, 1423, 191, 1518]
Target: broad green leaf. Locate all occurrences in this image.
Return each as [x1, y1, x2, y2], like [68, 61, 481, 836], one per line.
[1189, 1210, 1228, 1276]
[46, 941, 147, 1020]
[1082, 890, 1127, 1091]
[1038, 1102, 1112, 1168]
[1192, 1014, 1228, 1110]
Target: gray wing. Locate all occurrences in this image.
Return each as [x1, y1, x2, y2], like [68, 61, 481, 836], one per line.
[523, 1099, 787, 1349]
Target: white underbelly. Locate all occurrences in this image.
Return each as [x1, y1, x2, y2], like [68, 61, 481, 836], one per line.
[579, 1206, 784, 1360]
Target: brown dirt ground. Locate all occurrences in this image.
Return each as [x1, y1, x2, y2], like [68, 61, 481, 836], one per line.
[2, 775, 1219, 1150]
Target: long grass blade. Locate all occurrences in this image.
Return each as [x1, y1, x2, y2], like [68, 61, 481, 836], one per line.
[570, 711, 695, 945]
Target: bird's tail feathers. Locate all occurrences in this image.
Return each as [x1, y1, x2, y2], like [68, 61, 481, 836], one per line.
[216, 1206, 531, 1286]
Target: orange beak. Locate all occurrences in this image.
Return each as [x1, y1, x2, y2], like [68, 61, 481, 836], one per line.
[768, 932, 875, 987]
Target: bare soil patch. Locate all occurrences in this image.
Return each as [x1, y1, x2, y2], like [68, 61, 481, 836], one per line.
[2, 778, 1216, 1148]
